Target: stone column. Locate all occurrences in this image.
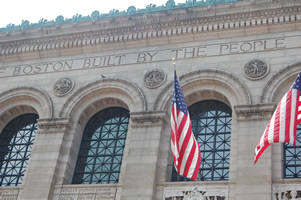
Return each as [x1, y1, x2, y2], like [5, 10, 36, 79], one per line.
[120, 111, 168, 200]
[18, 118, 71, 200]
[233, 104, 276, 200]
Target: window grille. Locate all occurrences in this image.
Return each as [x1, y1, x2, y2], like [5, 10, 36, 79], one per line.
[72, 107, 130, 184]
[0, 114, 38, 186]
[283, 124, 301, 178]
[171, 100, 232, 181]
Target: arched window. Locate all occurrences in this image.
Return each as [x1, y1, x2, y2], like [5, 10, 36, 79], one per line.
[283, 124, 301, 178]
[72, 107, 130, 184]
[0, 114, 38, 186]
[171, 100, 232, 181]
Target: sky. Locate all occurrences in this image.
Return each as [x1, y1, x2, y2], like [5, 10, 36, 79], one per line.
[0, 0, 186, 28]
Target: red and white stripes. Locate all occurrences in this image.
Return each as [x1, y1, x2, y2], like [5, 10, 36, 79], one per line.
[171, 102, 200, 180]
[255, 88, 301, 164]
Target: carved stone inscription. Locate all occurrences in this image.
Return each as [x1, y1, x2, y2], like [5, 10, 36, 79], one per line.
[219, 38, 285, 54]
[0, 37, 288, 78]
[0, 189, 19, 200]
[58, 188, 116, 200]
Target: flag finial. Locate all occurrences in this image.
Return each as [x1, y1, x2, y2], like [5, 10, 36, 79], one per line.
[172, 58, 176, 70]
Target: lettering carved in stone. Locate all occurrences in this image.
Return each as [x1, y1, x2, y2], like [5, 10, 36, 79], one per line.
[58, 187, 116, 200]
[0, 189, 19, 200]
[143, 68, 166, 89]
[244, 59, 269, 80]
[54, 78, 75, 97]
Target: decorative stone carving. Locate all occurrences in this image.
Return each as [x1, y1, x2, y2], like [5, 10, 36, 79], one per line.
[37, 118, 71, 130]
[1, 2, 300, 57]
[144, 68, 167, 89]
[244, 59, 269, 80]
[163, 186, 228, 200]
[234, 103, 276, 120]
[273, 184, 301, 200]
[54, 77, 74, 97]
[130, 111, 168, 125]
[183, 189, 205, 200]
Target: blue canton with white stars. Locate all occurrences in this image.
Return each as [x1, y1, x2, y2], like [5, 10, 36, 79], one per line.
[172, 71, 188, 116]
[291, 72, 301, 91]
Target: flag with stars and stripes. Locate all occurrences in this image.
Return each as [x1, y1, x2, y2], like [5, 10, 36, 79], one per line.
[170, 70, 201, 180]
[254, 72, 301, 164]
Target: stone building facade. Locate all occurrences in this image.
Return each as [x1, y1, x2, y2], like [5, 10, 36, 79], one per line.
[0, 0, 300, 199]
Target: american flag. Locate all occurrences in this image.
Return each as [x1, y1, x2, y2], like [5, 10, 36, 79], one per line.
[254, 72, 301, 164]
[170, 70, 201, 180]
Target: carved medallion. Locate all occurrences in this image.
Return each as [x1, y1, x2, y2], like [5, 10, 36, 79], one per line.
[53, 78, 74, 97]
[144, 68, 166, 89]
[244, 59, 269, 80]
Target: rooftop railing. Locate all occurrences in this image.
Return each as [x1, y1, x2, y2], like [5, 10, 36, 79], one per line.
[0, 0, 242, 33]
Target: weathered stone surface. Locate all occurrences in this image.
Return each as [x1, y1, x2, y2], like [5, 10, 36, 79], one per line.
[0, 0, 300, 200]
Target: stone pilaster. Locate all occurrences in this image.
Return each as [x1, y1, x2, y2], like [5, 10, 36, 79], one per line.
[120, 111, 168, 200]
[233, 103, 276, 200]
[18, 118, 71, 200]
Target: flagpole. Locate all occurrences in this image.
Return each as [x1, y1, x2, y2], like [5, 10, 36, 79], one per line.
[170, 57, 201, 181]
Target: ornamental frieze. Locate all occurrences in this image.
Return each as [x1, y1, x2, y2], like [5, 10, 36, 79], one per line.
[0, 37, 288, 78]
[273, 184, 301, 200]
[0, 3, 299, 57]
[163, 186, 228, 200]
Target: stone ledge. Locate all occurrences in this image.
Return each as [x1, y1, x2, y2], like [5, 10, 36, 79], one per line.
[1, 2, 301, 57]
[37, 118, 71, 130]
[53, 185, 119, 200]
[163, 185, 229, 200]
[130, 111, 168, 125]
[234, 103, 276, 120]
[0, 187, 21, 200]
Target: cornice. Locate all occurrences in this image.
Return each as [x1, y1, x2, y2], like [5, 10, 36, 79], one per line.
[130, 111, 168, 125]
[0, 0, 243, 33]
[234, 103, 276, 120]
[0, 1, 301, 57]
